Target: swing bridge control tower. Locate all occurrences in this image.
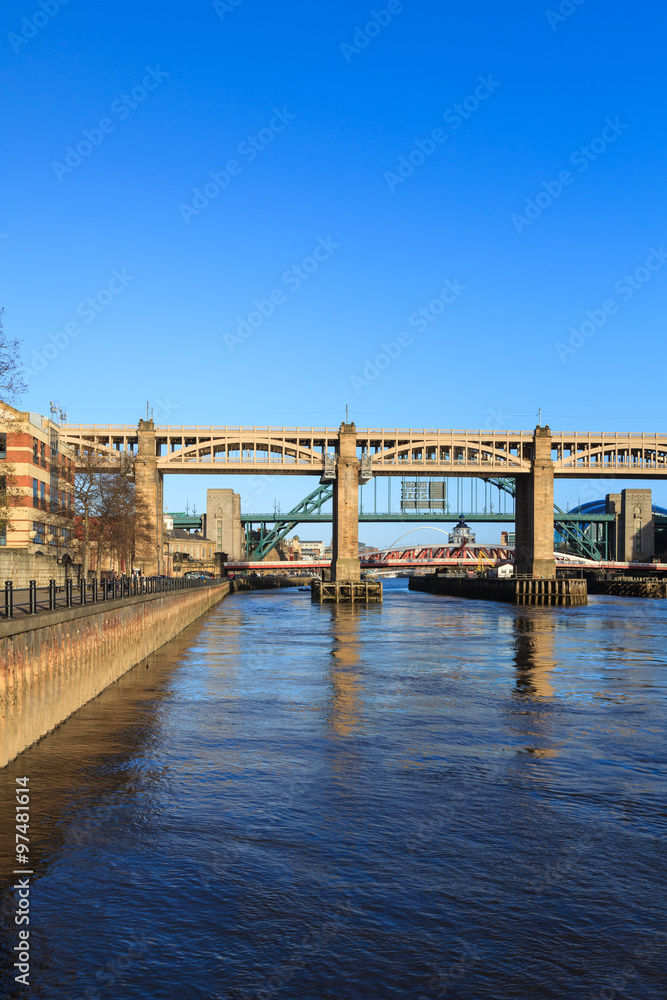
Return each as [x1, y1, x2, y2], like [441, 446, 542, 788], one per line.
[60, 419, 667, 602]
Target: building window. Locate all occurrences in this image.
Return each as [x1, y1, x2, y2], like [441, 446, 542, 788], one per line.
[33, 439, 39, 464]
[33, 521, 45, 545]
[40, 482, 46, 509]
[0, 433, 6, 459]
[33, 479, 39, 508]
[40, 442, 46, 467]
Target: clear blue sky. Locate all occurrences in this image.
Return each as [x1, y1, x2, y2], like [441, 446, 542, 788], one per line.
[2, 0, 666, 535]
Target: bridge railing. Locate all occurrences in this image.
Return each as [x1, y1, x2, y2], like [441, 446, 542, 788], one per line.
[1, 575, 224, 620]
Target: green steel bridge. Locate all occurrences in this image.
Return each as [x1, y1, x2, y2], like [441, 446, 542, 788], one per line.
[169, 478, 667, 563]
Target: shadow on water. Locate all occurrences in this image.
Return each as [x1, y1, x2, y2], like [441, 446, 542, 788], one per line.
[0, 614, 216, 998]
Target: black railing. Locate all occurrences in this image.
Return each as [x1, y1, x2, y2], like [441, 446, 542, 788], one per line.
[1, 575, 224, 620]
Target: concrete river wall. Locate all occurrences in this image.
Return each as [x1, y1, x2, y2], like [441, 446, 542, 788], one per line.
[409, 574, 588, 605]
[0, 581, 230, 768]
[587, 575, 667, 598]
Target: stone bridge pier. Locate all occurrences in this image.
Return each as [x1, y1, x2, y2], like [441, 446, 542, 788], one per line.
[135, 418, 163, 577]
[332, 422, 361, 581]
[514, 426, 555, 578]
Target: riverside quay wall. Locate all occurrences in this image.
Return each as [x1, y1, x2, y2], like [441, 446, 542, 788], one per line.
[0, 581, 230, 768]
[0, 551, 76, 588]
[409, 575, 587, 606]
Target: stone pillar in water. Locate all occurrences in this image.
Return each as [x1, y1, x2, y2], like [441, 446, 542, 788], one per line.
[514, 425, 555, 579]
[332, 422, 360, 581]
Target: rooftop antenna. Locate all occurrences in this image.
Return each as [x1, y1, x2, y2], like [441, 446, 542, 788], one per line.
[538, 407, 542, 427]
[346, 404, 349, 423]
[146, 401, 150, 420]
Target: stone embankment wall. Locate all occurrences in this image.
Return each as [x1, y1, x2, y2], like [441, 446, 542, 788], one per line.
[409, 574, 587, 606]
[0, 550, 77, 587]
[0, 581, 230, 768]
[587, 576, 667, 598]
[231, 575, 310, 592]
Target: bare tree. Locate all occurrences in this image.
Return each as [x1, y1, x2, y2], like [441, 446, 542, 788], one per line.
[46, 446, 77, 567]
[0, 310, 26, 541]
[74, 451, 153, 578]
[0, 309, 26, 404]
[102, 464, 152, 574]
[74, 450, 107, 579]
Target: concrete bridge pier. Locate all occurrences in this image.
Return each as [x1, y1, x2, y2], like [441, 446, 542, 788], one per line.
[332, 422, 361, 582]
[135, 418, 163, 576]
[514, 425, 555, 578]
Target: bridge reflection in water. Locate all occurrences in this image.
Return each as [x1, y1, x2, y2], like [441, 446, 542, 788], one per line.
[513, 614, 557, 700]
[328, 606, 364, 738]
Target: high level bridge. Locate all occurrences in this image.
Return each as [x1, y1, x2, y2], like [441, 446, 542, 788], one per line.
[61, 421, 667, 580]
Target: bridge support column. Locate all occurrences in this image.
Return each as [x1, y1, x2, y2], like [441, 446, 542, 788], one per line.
[332, 422, 360, 581]
[515, 426, 555, 578]
[135, 419, 163, 576]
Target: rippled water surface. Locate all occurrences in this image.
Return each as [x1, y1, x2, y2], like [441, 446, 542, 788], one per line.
[1, 580, 666, 999]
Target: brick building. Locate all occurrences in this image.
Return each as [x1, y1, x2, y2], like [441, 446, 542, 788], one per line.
[0, 401, 76, 558]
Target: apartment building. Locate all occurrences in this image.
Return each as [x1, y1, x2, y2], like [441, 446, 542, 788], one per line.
[0, 401, 76, 556]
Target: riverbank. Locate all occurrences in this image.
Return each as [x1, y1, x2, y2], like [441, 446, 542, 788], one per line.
[0, 580, 230, 768]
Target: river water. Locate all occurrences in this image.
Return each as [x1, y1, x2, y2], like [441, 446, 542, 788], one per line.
[1, 580, 666, 999]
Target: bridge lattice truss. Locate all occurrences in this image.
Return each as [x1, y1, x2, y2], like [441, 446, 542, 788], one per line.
[61, 426, 667, 476]
[365, 543, 514, 565]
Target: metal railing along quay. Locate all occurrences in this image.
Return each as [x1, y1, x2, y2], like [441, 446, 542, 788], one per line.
[1, 576, 225, 620]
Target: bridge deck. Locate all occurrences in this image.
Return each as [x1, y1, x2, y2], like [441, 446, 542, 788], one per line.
[62, 426, 667, 478]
